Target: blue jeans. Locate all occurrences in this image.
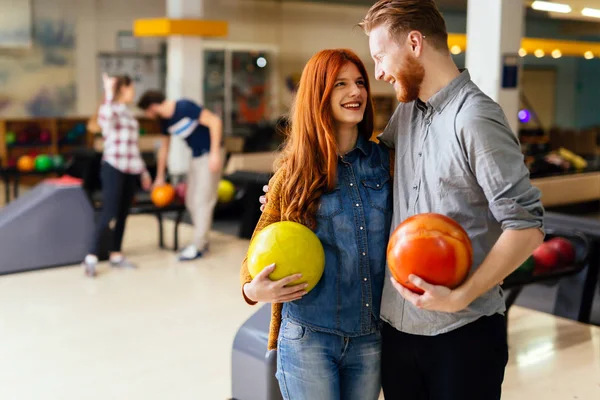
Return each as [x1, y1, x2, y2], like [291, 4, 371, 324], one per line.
[275, 318, 382, 400]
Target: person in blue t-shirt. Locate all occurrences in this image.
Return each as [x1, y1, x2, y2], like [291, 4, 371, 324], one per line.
[138, 90, 223, 261]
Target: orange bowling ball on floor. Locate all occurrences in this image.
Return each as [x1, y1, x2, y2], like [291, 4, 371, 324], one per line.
[17, 155, 35, 172]
[387, 213, 473, 294]
[151, 184, 175, 207]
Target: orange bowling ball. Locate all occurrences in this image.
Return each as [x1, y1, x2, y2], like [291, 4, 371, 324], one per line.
[151, 184, 175, 207]
[387, 213, 473, 294]
[17, 155, 35, 172]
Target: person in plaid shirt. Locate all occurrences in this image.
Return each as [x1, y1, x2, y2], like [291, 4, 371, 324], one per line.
[81, 74, 152, 277]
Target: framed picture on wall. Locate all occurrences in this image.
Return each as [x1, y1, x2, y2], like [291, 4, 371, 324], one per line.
[97, 52, 165, 104]
[116, 31, 140, 52]
[0, 0, 32, 48]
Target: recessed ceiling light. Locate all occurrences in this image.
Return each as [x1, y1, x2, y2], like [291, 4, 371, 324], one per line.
[531, 1, 572, 13]
[582, 8, 600, 18]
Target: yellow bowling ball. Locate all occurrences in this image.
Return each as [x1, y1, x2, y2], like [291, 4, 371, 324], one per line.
[247, 221, 325, 293]
[218, 179, 235, 203]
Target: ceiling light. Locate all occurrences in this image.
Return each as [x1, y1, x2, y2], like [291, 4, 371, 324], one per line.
[256, 57, 267, 68]
[531, 1, 572, 13]
[450, 45, 462, 55]
[582, 7, 600, 18]
[584, 51, 594, 59]
[534, 49, 545, 58]
[518, 48, 528, 57]
[551, 49, 562, 58]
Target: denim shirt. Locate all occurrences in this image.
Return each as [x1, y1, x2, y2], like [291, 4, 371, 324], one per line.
[282, 134, 392, 337]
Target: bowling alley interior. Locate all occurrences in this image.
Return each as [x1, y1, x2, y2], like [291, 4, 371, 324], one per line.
[0, 0, 599, 399]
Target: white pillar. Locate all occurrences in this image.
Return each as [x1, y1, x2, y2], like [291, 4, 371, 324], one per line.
[75, 0, 98, 115]
[465, 0, 524, 135]
[165, 0, 205, 175]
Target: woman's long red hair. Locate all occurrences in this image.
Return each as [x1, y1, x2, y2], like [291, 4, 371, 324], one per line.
[276, 49, 374, 229]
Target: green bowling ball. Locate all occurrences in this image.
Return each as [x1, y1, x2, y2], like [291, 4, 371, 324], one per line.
[5, 131, 16, 145]
[52, 155, 65, 169]
[34, 154, 53, 172]
[515, 255, 535, 277]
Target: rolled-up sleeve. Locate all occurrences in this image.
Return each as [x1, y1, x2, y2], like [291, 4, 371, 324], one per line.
[458, 106, 545, 233]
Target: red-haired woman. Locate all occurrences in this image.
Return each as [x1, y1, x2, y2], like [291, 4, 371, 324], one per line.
[240, 49, 392, 399]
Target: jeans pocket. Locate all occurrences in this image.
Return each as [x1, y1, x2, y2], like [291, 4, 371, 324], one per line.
[280, 319, 307, 342]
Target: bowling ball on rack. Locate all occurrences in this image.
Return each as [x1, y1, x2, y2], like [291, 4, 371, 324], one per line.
[75, 123, 86, 135]
[513, 255, 535, 278]
[39, 129, 51, 143]
[5, 131, 16, 145]
[52, 155, 65, 169]
[34, 154, 53, 172]
[17, 131, 29, 144]
[17, 155, 35, 172]
[532, 242, 561, 273]
[175, 182, 187, 202]
[545, 237, 576, 267]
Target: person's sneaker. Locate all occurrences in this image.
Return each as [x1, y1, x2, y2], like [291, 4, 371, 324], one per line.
[109, 256, 137, 269]
[177, 244, 208, 261]
[82, 255, 97, 277]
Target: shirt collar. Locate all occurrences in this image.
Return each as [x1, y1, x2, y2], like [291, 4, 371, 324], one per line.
[426, 68, 471, 113]
[355, 133, 370, 156]
[341, 133, 370, 161]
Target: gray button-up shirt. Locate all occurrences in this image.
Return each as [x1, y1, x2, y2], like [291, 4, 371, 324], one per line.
[378, 69, 544, 335]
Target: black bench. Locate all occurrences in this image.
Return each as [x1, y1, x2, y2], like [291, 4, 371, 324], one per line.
[61, 149, 188, 252]
[90, 192, 187, 252]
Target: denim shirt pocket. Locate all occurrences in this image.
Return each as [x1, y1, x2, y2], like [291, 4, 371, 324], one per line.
[316, 186, 343, 218]
[361, 174, 391, 213]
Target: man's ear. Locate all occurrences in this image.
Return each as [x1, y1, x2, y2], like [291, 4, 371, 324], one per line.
[407, 30, 425, 56]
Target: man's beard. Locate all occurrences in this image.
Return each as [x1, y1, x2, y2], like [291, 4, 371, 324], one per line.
[395, 54, 425, 103]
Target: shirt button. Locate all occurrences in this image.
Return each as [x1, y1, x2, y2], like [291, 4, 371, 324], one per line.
[350, 183, 353, 186]
[413, 185, 418, 190]
[356, 203, 360, 207]
[365, 303, 369, 307]
[364, 278, 368, 281]
[362, 252, 366, 256]
[418, 152, 422, 157]
[360, 226, 364, 230]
